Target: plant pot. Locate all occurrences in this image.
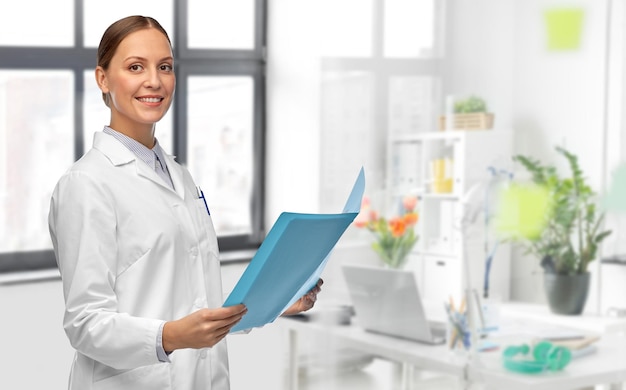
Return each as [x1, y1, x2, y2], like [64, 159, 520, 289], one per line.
[438, 113, 494, 131]
[543, 272, 590, 315]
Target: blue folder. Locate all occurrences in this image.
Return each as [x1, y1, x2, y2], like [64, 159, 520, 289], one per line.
[224, 167, 365, 332]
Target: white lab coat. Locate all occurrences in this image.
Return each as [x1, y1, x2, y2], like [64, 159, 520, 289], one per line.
[49, 131, 230, 390]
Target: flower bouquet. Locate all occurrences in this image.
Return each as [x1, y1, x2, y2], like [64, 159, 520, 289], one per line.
[354, 195, 419, 268]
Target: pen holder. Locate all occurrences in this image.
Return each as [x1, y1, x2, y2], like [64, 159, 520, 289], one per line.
[446, 311, 471, 352]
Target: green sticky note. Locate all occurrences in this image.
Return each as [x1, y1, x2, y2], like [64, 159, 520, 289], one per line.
[494, 183, 551, 240]
[544, 8, 584, 51]
[604, 163, 626, 213]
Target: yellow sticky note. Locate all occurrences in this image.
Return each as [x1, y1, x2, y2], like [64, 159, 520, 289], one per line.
[544, 8, 584, 51]
[494, 183, 551, 240]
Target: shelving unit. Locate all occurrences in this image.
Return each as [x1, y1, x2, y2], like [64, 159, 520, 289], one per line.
[387, 129, 513, 304]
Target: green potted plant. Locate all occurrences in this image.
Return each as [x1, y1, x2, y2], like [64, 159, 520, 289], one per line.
[511, 146, 612, 315]
[454, 95, 488, 114]
[440, 95, 494, 130]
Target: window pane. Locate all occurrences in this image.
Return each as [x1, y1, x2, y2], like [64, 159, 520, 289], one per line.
[188, 0, 255, 50]
[83, 0, 174, 48]
[320, 72, 378, 212]
[389, 76, 441, 134]
[0, 70, 74, 253]
[0, 0, 73, 46]
[319, 0, 373, 57]
[384, 0, 436, 58]
[82, 70, 174, 154]
[187, 76, 254, 236]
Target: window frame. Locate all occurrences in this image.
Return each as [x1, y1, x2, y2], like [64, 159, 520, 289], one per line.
[319, 0, 446, 210]
[0, 0, 267, 273]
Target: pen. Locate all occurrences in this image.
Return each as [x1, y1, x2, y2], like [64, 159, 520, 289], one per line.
[197, 186, 210, 215]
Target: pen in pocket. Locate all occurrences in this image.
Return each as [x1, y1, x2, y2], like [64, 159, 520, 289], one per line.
[196, 186, 210, 215]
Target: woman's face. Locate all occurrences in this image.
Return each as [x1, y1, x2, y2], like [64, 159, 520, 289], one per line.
[96, 28, 175, 135]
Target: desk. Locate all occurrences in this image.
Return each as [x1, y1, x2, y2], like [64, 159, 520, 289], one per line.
[500, 302, 626, 334]
[469, 334, 626, 390]
[280, 305, 626, 390]
[279, 316, 466, 390]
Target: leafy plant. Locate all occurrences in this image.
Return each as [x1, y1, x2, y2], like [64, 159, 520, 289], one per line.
[454, 95, 488, 113]
[512, 146, 612, 275]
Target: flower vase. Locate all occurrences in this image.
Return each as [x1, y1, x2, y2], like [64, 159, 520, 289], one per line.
[378, 252, 411, 269]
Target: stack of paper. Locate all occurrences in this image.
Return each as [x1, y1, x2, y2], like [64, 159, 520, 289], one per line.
[535, 334, 601, 359]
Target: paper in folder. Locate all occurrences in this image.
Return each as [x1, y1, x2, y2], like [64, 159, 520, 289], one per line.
[224, 167, 365, 332]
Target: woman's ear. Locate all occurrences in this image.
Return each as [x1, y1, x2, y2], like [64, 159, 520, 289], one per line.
[95, 66, 109, 93]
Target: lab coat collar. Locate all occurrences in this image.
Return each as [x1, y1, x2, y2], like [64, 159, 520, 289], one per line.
[92, 131, 186, 200]
[163, 153, 186, 199]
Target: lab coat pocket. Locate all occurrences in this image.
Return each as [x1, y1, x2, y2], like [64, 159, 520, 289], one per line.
[93, 363, 171, 390]
[193, 199, 219, 253]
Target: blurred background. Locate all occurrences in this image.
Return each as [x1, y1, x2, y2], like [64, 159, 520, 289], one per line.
[2, 0, 626, 388]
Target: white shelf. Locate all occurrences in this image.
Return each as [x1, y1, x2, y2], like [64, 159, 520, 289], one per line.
[413, 250, 458, 259]
[387, 128, 513, 303]
[418, 193, 460, 201]
[390, 129, 494, 142]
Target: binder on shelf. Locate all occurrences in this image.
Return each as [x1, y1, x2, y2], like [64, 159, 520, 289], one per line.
[223, 168, 365, 332]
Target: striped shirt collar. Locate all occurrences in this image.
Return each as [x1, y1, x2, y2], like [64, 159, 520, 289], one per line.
[102, 126, 168, 171]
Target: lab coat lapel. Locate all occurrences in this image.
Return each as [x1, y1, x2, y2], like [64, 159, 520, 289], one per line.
[164, 155, 186, 200]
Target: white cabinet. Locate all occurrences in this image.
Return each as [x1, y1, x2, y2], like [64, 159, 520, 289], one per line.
[387, 129, 513, 304]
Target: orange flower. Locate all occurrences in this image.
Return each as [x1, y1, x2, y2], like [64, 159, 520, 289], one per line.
[403, 212, 419, 226]
[352, 194, 419, 268]
[388, 217, 406, 237]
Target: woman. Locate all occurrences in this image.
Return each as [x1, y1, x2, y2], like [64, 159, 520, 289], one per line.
[48, 15, 321, 390]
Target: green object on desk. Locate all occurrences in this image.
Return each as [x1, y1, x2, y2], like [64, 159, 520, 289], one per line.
[503, 341, 571, 374]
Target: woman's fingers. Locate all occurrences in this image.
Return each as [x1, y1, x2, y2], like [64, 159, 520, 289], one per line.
[164, 304, 248, 351]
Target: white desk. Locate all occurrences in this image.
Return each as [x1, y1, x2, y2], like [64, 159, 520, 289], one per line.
[280, 304, 626, 390]
[500, 302, 626, 334]
[279, 316, 466, 390]
[469, 334, 626, 390]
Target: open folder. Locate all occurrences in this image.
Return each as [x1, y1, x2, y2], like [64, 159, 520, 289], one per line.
[223, 167, 365, 332]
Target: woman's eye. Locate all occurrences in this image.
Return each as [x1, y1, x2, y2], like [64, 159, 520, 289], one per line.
[129, 64, 143, 72]
[160, 64, 173, 72]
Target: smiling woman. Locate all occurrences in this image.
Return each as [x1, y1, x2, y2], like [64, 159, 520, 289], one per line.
[47, 14, 319, 390]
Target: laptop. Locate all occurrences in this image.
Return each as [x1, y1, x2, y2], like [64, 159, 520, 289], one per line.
[342, 264, 446, 345]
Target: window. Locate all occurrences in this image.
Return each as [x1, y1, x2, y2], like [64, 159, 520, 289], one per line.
[318, 0, 445, 212]
[0, 0, 266, 273]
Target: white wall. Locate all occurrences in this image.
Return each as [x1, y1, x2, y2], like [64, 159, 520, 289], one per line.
[265, 0, 322, 223]
[444, 0, 613, 308]
[444, 0, 516, 131]
[0, 279, 74, 389]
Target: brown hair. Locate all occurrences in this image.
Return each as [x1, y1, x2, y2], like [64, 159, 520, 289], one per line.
[97, 15, 172, 106]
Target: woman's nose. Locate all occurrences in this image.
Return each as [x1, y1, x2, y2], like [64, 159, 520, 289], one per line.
[143, 69, 161, 89]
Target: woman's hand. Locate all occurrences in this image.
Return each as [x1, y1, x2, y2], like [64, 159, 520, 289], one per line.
[162, 304, 247, 352]
[281, 278, 323, 316]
